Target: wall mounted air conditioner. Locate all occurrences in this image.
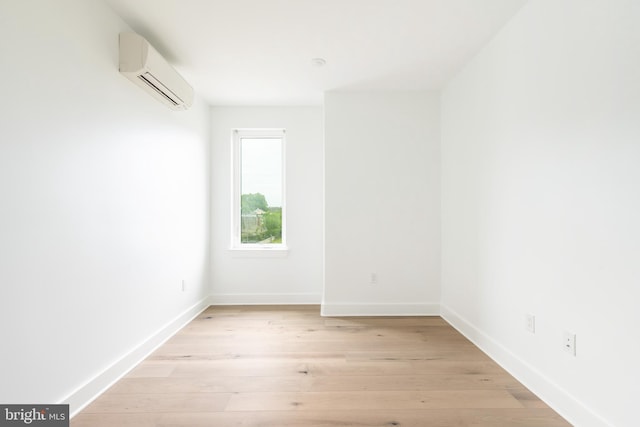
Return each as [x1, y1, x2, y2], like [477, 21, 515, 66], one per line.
[119, 32, 194, 111]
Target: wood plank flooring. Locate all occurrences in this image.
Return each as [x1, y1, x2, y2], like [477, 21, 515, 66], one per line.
[71, 305, 571, 426]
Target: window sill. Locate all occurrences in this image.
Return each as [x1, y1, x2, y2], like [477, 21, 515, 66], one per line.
[229, 246, 289, 258]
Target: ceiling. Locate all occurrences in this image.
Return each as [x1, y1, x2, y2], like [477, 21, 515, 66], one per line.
[105, 0, 529, 106]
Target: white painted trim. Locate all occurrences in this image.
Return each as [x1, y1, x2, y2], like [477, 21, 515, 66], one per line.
[228, 247, 289, 258]
[321, 302, 440, 317]
[440, 304, 612, 427]
[209, 293, 321, 305]
[64, 297, 211, 418]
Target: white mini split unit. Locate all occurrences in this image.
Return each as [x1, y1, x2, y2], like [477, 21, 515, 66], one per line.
[119, 32, 194, 110]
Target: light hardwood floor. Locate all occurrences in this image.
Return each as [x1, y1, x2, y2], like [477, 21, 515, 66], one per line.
[72, 305, 571, 426]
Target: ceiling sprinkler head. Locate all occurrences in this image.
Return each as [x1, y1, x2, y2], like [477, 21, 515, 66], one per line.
[311, 58, 327, 67]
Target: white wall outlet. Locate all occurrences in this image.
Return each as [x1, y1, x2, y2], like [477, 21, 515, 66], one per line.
[181, 280, 186, 292]
[563, 331, 576, 356]
[525, 314, 535, 333]
[370, 273, 378, 284]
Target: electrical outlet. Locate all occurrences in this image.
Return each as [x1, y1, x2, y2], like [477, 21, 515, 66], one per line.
[370, 273, 378, 284]
[563, 331, 576, 356]
[525, 314, 535, 333]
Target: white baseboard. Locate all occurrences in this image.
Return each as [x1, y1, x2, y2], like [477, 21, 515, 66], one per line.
[321, 302, 440, 317]
[64, 296, 211, 418]
[209, 293, 322, 305]
[440, 304, 611, 427]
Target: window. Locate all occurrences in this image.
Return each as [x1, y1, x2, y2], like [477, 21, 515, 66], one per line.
[231, 129, 286, 250]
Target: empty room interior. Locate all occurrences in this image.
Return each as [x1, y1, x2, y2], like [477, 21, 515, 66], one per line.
[1, 0, 638, 426]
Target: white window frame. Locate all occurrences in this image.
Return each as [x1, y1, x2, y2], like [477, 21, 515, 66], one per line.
[231, 128, 287, 253]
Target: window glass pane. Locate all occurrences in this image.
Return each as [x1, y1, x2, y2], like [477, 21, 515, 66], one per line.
[240, 138, 282, 244]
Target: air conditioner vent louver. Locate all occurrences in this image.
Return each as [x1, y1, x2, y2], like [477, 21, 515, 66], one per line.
[138, 72, 181, 106]
[119, 33, 194, 111]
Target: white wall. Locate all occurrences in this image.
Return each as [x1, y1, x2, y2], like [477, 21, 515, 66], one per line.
[441, 1, 640, 426]
[210, 107, 324, 304]
[0, 0, 211, 414]
[323, 92, 440, 316]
